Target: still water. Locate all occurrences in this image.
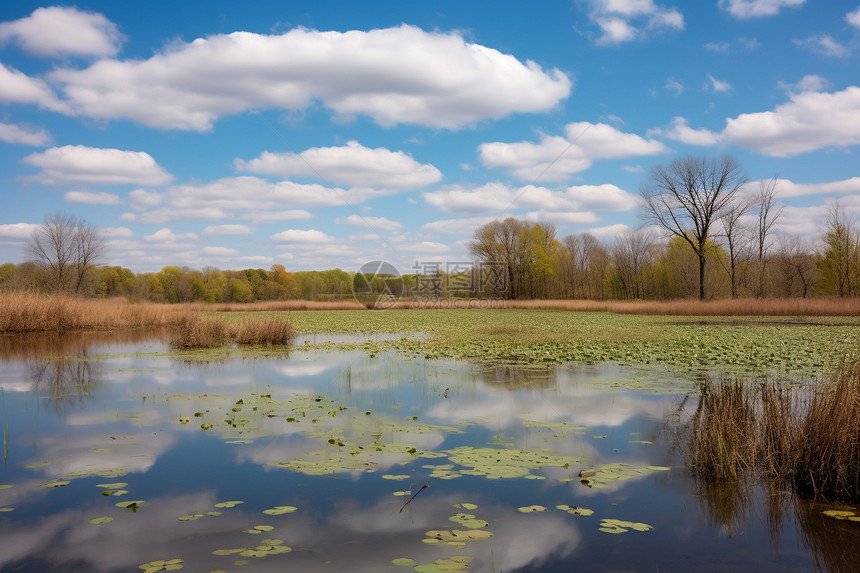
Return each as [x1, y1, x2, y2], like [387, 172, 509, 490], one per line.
[0, 333, 857, 572]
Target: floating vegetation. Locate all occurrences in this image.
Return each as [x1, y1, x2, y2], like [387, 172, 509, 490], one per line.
[89, 516, 113, 524]
[0, 507, 14, 512]
[556, 504, 594, 516]
[598, 518, 654, 534]
[214, 500, 244, 508]
[392, 557, 416, 566]
[449, 513, 489, 528]
[96, 482, 128, 489]
[821, 509, 860, 522]
[413, 556, 474, 572]
[452, 503, 478, 510]
[243, 525, 275, 534]
[446, 446, 580, 479]
[212, 539, 291, 558]
[116, 500, 144, 512]
[262, 505, 297, 515]
[24, 461, 50, 469]
[0, 484, 13, 490]
[578, 463, 670, 488]
[393, 490, 411, 496]
[41, 479, 70, 488]
[517, 505, 547, 513]
[138, 558, 184, 572]
[422, 529, 493, 548]
[382, 474, 411, 480]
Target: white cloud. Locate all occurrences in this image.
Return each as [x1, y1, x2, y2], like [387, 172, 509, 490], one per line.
[48, 25, 571, 130]
[335, 214, 402, 231]
[235, 140, 441, 189]
[779, 74, 829, 93]
[270, 229, 332, 243]
[588, 223, 631, 238]
[0, 63, 62, 109]
[424, 182, 636, 217]
[0, 222, 39, 239]
[479, 122, 667, 181]
[202, 246, 239, 256]
[649, 117, 721, 146]
[129, 188, 162, 207]
[63, 190, 121, 205]
[744, 176, 860, 198]
[131, 176, 393, 224]
[665, 78, 684, 94]
[706, 73, 732, 93]
[0, 6, 123, 57]
[722, 86, 860, 156]
[241, 255, 274, 264]
[0, 122, 50, 146]
[422, 216, 496, 235]
[21, 145, 173, 186]
[848, 7, 860, 28]
[101, 227, 132, 238]
[202, 224, 253, 236]
[525, 210, 599, 224]
[704, 42, 730, 53]
[144, 228, 198, 242]
[399, 241, 450, 253]
[719, 0, 805, 19]
[585, 0, 684, 44]
[794, 34, 848, 57]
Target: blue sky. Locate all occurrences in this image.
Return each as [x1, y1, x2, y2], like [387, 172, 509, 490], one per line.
[1, 0, 859, 274]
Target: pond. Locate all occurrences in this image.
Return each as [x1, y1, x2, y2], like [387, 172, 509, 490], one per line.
[0, 332, 858, 572]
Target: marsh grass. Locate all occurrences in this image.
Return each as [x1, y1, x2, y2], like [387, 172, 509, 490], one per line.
[169, 315, 228, 349]
[689, 363, 860, 502]
[0, 292, 192, 333]
[504, 297, 860, 316]
[231, 314, 294, 346]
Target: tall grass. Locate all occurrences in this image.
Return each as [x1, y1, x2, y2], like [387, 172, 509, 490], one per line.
[503, 297, 860, 316]
[231, 314, 294, 346]
[688, 363, 860, 502]
[169, 314, 228, 349]
[170, 313, 295, 349]
[0, 291, 192, 333]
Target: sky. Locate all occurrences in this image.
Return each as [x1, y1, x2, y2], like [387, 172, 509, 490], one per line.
[1, 0, 859, 275]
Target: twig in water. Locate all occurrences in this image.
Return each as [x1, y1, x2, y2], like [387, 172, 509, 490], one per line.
[399, 484, 429, 512]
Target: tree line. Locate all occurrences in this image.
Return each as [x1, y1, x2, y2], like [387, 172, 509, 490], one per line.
[3, 155, 859, 302]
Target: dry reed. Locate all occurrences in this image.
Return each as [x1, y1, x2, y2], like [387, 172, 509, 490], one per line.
[688, 363, 860, 503]
[502, 297, 860, 316]
[231, 314, 294, 346]
[0, 291, 192, 333]
[169, 314, 228, 349]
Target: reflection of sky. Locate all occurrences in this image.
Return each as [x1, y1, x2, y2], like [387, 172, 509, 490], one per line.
[0, 345, 825, 572]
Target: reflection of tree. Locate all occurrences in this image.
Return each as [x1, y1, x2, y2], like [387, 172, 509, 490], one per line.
[29, 352, 102, 410]
[479, 364, 553, 389]
[694, 476, 750, 538]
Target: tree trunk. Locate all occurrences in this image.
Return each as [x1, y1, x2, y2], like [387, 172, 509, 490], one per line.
[698, 252, 706, 301]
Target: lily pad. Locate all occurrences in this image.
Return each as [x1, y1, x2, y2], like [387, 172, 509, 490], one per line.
[517, 505, 547, 513]
[556, 504, 594, 516]
[262, 505, 298, 515]
[423, 529, 493, 548]
[89, 516, 113, 524]
[598, 518, 654, 533]
[96, 482, 128, 489]
[382, 474, 411, 480]
[0, 485, 14, 490]
[116, 500, 145, 511]
[214, 500, 244, 508]
[392, 557, 416, 566]
[449, 513, 489, 528]
[41, 480, 70, 488]
[138, 558, 183, 572]
[578, 463, 669, 489]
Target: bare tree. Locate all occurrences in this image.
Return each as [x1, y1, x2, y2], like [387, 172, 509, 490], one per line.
[717, 196, 755, 298]
[640, 155, 747, 300]
[754, 177, 783, 297]
[610, 229, 655, 299]
[26, 213, 105, 294]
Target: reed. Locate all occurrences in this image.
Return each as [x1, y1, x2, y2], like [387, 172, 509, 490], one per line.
[169, 314, 228, 349]
[0, 291, 192, 333]
[688, 363, 860, 503]
[231, 314, 295, 346]
[502, 297, 860, 316]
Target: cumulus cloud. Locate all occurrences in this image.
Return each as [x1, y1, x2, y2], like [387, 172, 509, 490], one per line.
[721, 86, 860, 156]
[719, 0, 805, 19]
[202, 224, 253, 236]
[144, 228, 198, 243]
[335, 214, 402, 231]
[848, 7, 860, 28]
[648, 117, 721, 146]
[129, 176, 388, 224]
[778, 74, 829, 93]
[63, 190, 121, 205]
[479, 122, 667, 181]
[21, 145, 173, 186]
[46, 25, 571, 131]
[0, 222, 39, 238]
[744, 176, 860, 198]
[270, 229, 332, 243]
[585, 0, 684, 44]
[235, 140, 441, 189]
[422, 216, 496, 235]
[0, 6, 123, 57]
[101, 227, 133, 238]
[0, 63, 62, 109]
[201, 246, 239, 256]
[794, 34, 848, 57]
[588, 223, 631, 238]
[0, 122, 51, 146]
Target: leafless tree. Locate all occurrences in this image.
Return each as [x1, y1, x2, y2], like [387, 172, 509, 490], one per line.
[754, 177, 783, 297]
[610, 229, 655, 299]
[26, 213, 105, 294]
[640, 155, 747, 300]
[717, 196, 755, 298]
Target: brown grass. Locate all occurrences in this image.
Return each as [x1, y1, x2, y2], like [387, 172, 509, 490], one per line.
[169, 314, 228, 349]
[0, 291, 192, 333]
[231, 314, 294, 346]
[688, 363, 860, 502]
[503, 297, 860, 316]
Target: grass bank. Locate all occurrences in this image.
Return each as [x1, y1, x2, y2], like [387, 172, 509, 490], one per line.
[0, 291, 192, 333]
[688, 363, 860, 502]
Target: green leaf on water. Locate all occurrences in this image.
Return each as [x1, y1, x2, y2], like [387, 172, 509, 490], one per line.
[200, 424, 213, 430]
[392, 557, 416, 566]
[116, 500, 144, 511]
[381, 474, 410, 480]
[41, 480, 70, 488]
[214, 500, 243, 508]
[262, 505, 297, 515]
[96, 482, 128, 489]
[517, 505, 547, 513]
[89, 516, 113, 524]
[0, 485, 13, 490]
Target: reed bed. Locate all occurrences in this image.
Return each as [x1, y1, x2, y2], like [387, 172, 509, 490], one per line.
[169, 314, 228, 349]
[230, 314, 295, 346]
[504, 297, 860, 316]
[688, 363, 860, 502]
[170, 313, 295, 349]
[0, 291, 192, 333]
